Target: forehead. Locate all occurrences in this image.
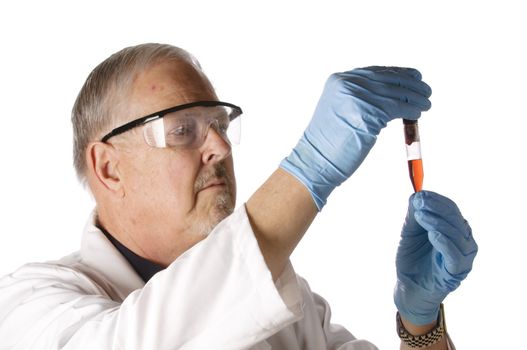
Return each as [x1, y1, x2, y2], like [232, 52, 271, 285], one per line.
[126, 60, 218, 120]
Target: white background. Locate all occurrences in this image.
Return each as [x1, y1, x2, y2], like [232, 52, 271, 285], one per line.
[1, 0, 525, 348]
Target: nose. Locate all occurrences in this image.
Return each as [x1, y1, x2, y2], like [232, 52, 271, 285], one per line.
[200, 126, 232, 164]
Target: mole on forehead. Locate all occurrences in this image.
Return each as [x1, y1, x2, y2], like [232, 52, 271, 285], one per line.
[141, 79, 206, 94]
[133, 68, 215, 100]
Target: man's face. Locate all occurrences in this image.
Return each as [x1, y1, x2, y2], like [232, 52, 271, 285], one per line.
[112, 60, 236, 262]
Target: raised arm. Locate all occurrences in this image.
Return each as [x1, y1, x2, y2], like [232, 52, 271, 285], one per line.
[246, 66, 432, 280]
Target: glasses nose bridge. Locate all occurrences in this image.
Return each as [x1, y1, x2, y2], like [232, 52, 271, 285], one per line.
[203, 115, 226, 136]
[201, 116, 231, 147]
[205, 116, 219, 130]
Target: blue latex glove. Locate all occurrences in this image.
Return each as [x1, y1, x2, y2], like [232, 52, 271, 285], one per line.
[280, 66, 432, 210]
[394, 191, 478, 325]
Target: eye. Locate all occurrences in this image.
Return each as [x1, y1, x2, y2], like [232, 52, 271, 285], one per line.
[164, 118, 199, 147]
[215, 115, 230, 135]
[165, 117, 196, 136]
[218, 121, 229, 134]
[170, 123, 195, 136]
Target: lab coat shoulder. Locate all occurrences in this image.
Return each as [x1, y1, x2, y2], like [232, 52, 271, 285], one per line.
[0, 253, 121, 350]
[1, 251, 116, 298]
[0, 206, 305, 350]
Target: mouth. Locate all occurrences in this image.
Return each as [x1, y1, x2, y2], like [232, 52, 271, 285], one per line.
[194, 163, 233, 196]
[200, 178, 227, 192]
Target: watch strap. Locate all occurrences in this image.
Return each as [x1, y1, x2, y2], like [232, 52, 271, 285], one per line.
[396, 304, 446, 348]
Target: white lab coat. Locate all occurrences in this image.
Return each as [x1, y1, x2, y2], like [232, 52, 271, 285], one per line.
[0, 206, 380, 349]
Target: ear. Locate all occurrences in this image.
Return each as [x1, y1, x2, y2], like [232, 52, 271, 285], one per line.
[86, 142, 124, 197]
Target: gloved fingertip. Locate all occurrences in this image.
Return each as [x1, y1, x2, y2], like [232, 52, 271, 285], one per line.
[421, 82, 432, 98]
[412, 191, 425, 209]
[424, 98, 432, 111]
[413, 190, 443, 210]
[463, 219, 473, 240]
[426, 86, 433, 98]
[405, 110, 422, 120]
[427, 230, 442, 245]
[403, 67, 422, 80]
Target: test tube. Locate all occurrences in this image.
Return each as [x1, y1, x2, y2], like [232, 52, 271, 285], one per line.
[403, 119, 423, 192]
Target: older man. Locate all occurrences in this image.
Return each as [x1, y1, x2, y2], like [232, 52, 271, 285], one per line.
[0, 44, 477, 349]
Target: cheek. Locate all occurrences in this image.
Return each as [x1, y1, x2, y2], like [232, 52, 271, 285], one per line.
[150, 151, 201, 212]
[124, 150, 201, 215]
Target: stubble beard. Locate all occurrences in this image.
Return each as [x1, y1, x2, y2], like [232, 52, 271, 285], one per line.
[193, 162, 236, 237]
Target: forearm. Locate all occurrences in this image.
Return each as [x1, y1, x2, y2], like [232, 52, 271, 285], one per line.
[246, 168, 317, 280]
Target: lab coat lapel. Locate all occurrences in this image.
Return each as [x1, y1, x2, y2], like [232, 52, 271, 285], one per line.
[80, 210, 145, 301]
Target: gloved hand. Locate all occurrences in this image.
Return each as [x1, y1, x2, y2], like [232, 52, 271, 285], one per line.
[280, 66, 432, 210]
[394, 191, 478, 325]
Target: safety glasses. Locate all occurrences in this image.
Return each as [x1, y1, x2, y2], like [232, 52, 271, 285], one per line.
[101, 101, 242, 149]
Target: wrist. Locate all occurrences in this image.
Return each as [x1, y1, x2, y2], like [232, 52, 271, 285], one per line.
[280, 137, 343, 210]
[394, 281, 442, 325]
[400, 316, 438, 336]
[396, 304, 446, 348]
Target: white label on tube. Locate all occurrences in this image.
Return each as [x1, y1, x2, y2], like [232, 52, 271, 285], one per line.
[406, 141, 422, 160]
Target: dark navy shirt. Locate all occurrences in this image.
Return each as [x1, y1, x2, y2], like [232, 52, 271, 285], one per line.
[98, 225, 165, 283]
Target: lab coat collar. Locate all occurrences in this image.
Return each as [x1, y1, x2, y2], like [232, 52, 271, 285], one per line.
[80, 210, 145, 300]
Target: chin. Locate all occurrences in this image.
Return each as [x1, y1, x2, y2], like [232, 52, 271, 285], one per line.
[198, 190, 235, 237]
[212, 190, 235, 223]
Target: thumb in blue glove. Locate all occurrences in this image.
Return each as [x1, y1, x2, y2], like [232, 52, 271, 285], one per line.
[394, 191, 478, 325]
[280, 67, 432, 210]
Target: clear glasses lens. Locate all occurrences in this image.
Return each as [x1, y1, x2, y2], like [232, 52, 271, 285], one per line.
[143, 105, 241, 149]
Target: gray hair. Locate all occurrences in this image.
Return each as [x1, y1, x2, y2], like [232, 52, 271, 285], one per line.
[71, 43, 202, 185]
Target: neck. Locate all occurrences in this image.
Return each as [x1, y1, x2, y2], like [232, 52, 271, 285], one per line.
[95, 204, 205, 267]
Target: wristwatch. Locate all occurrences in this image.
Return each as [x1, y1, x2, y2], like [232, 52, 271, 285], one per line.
[396, 304, 446, 348]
